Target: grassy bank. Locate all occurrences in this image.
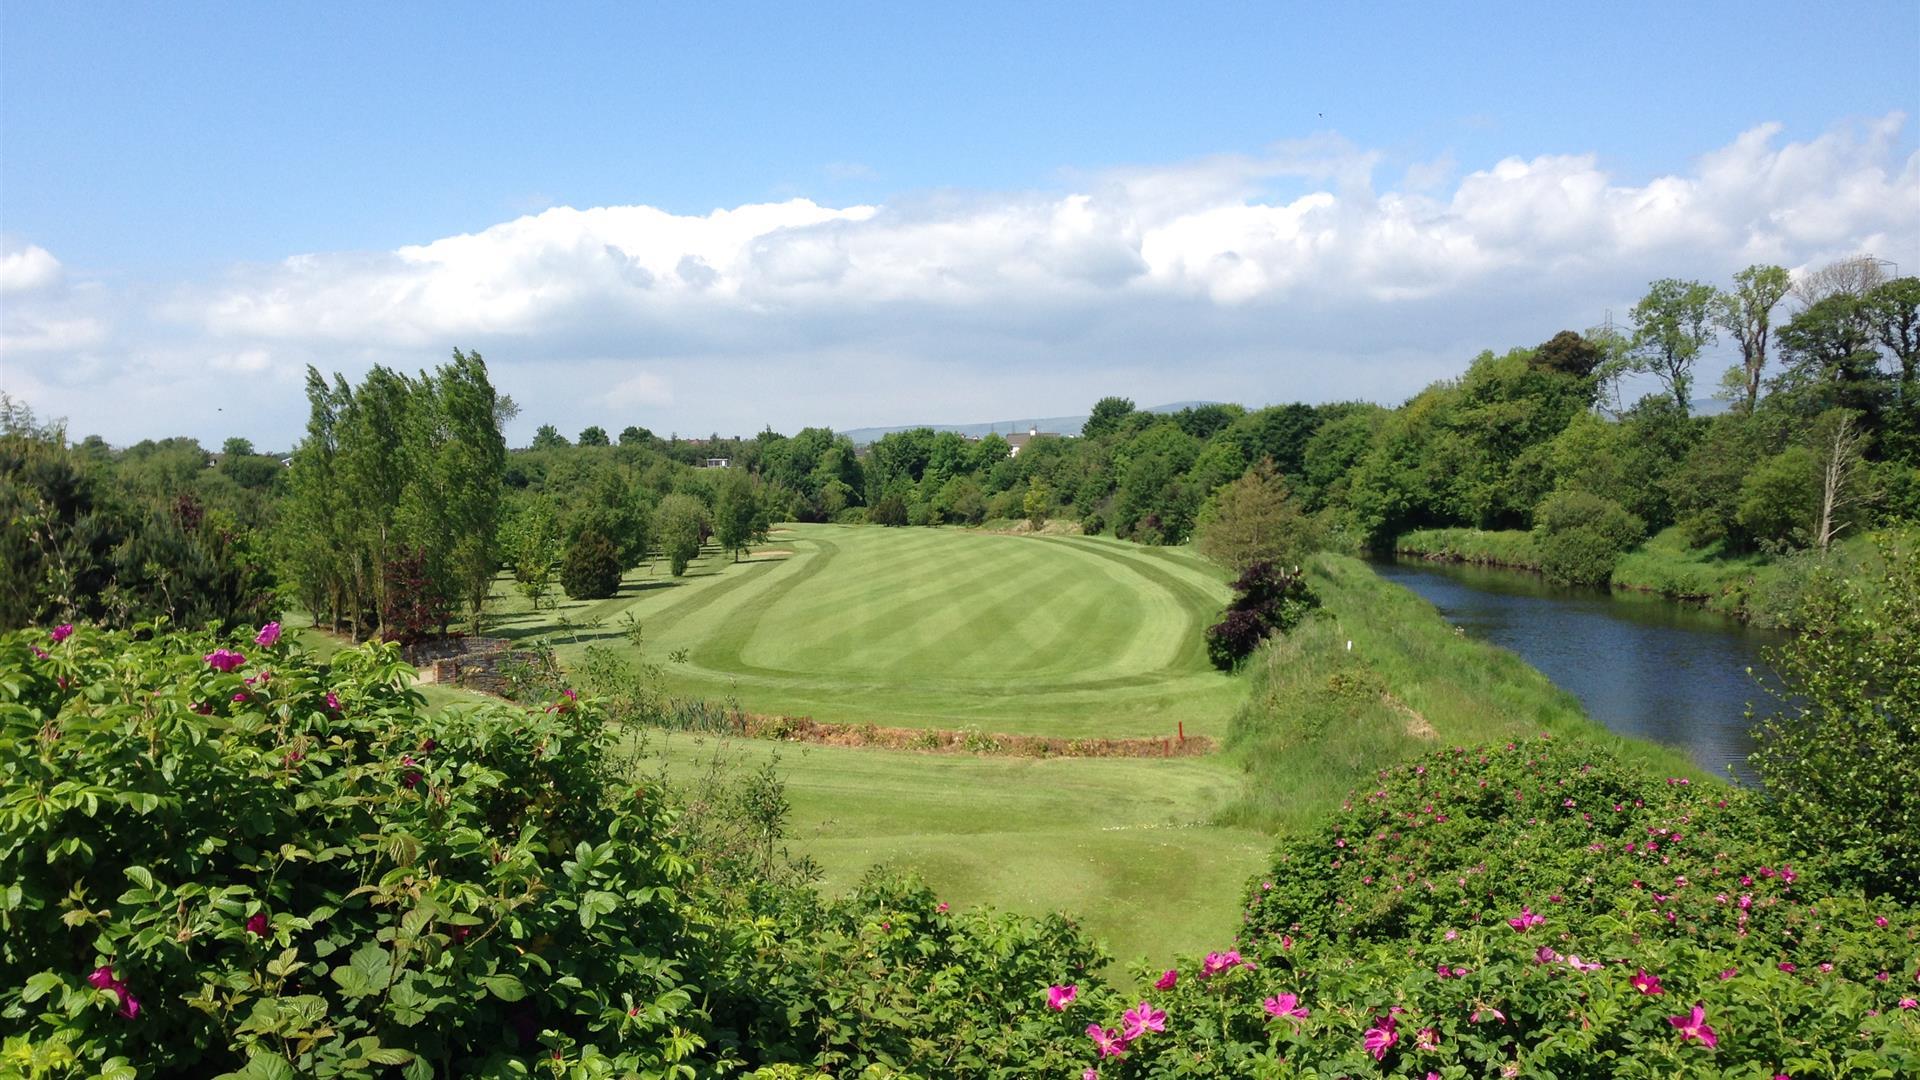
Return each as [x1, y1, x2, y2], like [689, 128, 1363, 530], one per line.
[1391, 526, 1545, 570]
[1392, 524, 1863, 626]
[1220, 551, 1709, 831]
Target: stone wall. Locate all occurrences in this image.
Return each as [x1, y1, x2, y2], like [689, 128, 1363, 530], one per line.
[408, 637, 536, 698]
[402, 637, 508, 667]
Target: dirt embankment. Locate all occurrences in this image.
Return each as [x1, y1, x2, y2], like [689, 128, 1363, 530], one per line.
[704, 712, 1214, 758]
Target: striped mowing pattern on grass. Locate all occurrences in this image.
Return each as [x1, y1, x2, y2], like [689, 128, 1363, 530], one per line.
[493, 524, 1245, 739]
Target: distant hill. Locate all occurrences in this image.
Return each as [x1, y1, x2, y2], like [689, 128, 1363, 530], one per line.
[839, 401, 1220, 446]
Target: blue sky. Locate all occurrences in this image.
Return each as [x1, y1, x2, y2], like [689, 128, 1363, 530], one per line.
[3, 2, 1918, 445]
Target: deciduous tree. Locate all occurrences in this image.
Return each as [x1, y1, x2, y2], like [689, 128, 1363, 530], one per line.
[656, 493, 709, 576]
[1081, 396, 1136, 440]
[1712, 264, 1791, 413]
[713, 468, 763, 561]
[1865, 277, 1920, 398]
[1626, 278, 1719, 415]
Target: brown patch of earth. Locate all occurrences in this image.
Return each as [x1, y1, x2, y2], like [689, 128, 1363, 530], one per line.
[707, 712, 1213, 758]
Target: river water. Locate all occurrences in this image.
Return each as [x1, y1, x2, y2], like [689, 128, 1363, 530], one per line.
[1368, 557, 1784, 781]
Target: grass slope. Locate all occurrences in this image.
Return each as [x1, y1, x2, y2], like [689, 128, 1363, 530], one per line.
[492, 523, 1244, 738]
[1221, 552, 1711, 831]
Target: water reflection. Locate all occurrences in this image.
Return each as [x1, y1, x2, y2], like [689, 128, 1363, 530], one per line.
[1369, 557, 1784, 781]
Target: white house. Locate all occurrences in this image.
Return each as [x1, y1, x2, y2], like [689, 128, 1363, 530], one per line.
[1003, 426, 1059, 458]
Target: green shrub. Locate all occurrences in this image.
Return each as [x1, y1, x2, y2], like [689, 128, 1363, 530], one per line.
[559, 527, 622, 599]
[1751, 527, 1920, 900]
[868, 495, 908, 527]
[1737, 445, 1820, 547]
[1084, 739, 1918, 1078]
[1206, 561, 1320, 670]
[0, 624, 1127, 1078]
[1532, 490, 1645, 585]
[722, 871, 1111, 1074]
[0, 623, 721, 1077]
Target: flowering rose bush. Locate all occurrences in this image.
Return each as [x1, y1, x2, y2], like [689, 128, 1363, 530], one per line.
[0, 624, 1123, 1078]
[0, 622, 728, 1076]
[1072, 739, 1918, 1077]
[713, 872, 1115, 1075]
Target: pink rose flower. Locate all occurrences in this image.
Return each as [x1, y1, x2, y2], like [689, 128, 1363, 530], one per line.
[204, 648, 246, 672]
[1086, 1023, 1128, 1058]
[1506, 906, 1544, 932]
[1262, 993, 1309, 1021]
[1668, 1004, 1717, 1048]
[1121, 1001, 1165, 1040]
[1363, 1015, 1398, 1061]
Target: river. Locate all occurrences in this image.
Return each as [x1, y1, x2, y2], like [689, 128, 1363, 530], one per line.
[1369, 556, 1783, 781]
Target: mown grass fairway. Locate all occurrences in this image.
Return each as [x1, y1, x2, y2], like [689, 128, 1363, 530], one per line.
[495, 523, 1243, 738]
[642, 732, 1269, 968]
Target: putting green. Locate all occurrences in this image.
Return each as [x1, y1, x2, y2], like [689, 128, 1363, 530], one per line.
[516, 523, 1243, 739]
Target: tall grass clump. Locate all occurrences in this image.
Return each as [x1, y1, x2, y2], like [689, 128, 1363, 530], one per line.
[1392, 528, 1541, 569]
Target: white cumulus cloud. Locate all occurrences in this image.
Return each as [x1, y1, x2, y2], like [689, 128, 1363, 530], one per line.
[1, 116, 1915, 447]
[0, 243, 64, 293]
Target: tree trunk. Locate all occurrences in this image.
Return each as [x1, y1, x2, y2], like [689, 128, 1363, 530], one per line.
[1816, 414, 1859, 554]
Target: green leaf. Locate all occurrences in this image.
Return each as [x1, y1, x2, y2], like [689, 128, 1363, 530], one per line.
[349, 942, 392, 985]
[330, 964, 377, 999]
[222, 1051, 296, 1080]
[22, 971, 64, 1002]
[479, 973, 526, 1002]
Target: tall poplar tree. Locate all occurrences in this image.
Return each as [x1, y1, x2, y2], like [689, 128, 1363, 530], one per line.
[280, 352, 507, 639]
[434, 349, 508, 631]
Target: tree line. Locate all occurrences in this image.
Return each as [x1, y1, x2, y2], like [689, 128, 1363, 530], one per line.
[4, 255, 1914, 636]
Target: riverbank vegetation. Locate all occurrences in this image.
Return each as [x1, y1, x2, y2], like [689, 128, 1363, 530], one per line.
[1219, 553, 1709, 832]
[1393, 525, 1890, 627]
